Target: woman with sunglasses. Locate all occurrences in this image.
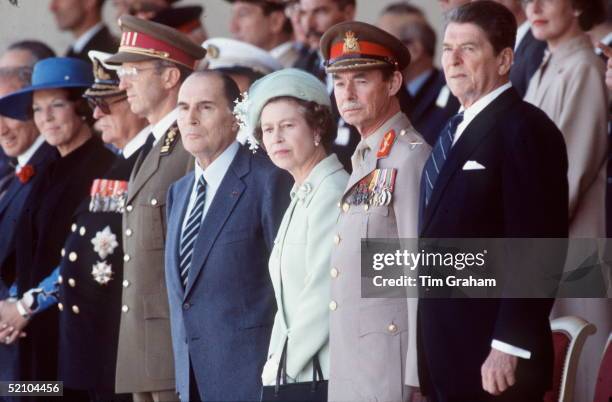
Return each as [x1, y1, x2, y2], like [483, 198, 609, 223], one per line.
[0, 57, 115, 390]
[523, 0, 609, 400]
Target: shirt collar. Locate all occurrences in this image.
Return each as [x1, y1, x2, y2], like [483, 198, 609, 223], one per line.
[459, 82, 513, 125]
[17, 135, 45, 168]
[407, 69, 434, 97]
[72, 22, 104, 53]
[151, 109, 178, 144]
[549, 34, 593, 65]
[195, 141, 240, 191]
[515, 21, 531, 51]
[269, 41, 293, 59]
[122, 124, 152, 159]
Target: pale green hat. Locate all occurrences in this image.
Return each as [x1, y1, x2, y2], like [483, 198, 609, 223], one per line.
[234, 68, 331, 150]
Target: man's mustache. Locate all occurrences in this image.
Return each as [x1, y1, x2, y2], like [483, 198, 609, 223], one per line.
[341, 101, 363, 112]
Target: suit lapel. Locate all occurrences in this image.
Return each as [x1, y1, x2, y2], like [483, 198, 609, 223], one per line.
[411, 70, 441, 122]
[422, 89, 519, 231]
[169, 175, 194, 299]
[0, 179, 20, 216]
[127, 137, 162, 204]
[183, 148, 249, 300]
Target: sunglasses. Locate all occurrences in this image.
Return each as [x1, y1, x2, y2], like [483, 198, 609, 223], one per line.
[87, 95, 128, 115]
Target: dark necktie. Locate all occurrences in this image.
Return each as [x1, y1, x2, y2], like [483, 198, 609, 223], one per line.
[423, 112, 464, 206]
[132, 133, 155, 176]
[179, 176, 207, 288]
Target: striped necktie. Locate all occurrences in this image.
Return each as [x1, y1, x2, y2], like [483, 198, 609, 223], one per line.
[179, 176, 206, 288]
[423, 112, 464, 206]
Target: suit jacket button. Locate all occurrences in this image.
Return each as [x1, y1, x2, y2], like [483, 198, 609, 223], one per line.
[150, 198, 158, 206]
[125, 228, 133, 237]
[68, 278, 76, 288]
[58, 303, 64, 311]
[69, 252, 77, 262]
[388, 323, 397, 333]
[123, 280, 130, 288]
[334, 235, 341, 245]
[329, 301, 338, 311]
[330, 268, 339, 278]
[122, 305, 129, 313]
[123, 254, 130, 262]
[72, 305, 80, 314]
[126, 205, 133, 212]
[183, 303, 191, 310]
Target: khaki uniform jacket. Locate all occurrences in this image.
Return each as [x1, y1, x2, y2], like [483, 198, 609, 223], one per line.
[328, 112, 431, 402]
[115, 122, 193, 393]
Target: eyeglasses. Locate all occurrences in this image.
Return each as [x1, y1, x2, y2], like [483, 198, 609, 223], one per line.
[116, 66, 159, 78]
[87, 96, 127, 115]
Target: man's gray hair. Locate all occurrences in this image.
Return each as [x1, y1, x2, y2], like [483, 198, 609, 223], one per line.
[0, 66, 33, 89]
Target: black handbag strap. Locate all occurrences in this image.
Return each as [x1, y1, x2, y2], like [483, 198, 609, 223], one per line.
[274, 338, 325, 394]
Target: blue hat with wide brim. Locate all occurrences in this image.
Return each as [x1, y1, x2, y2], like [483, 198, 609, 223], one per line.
[0, 57, 94, 121]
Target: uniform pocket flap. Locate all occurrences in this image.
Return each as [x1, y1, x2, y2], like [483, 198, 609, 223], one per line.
[359, 302, 407, 337]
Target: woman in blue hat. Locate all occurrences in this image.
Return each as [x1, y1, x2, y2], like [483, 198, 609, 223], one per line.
[0, 57, 115, 389]
[241, 69, 349, 392]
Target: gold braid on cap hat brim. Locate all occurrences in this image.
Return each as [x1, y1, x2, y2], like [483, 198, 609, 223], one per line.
[118, 46, 194, 69]
[325, 58, 393, 73]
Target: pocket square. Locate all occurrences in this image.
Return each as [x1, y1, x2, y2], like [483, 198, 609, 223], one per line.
[462, 160, 486, 170]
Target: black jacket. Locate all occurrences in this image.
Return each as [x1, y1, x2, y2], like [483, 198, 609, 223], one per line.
[417, 88, 569, 400]
[14, 136, 114, 385]
[509, 29, 547, 98]
[65, 25, 119, 63]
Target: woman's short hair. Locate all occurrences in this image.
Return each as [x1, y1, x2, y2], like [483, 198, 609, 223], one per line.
[572, 0, 606, 31]
[253, 96, 336, 153]
[67, 88, 94, 127]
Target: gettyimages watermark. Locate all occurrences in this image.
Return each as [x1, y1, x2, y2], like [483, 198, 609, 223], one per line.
[361, 238, 612, 298]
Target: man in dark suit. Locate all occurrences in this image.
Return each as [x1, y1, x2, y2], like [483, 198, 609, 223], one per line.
[417, 2, 569, 402]
[50, 0, 119, 62]
[490, 0, 546, 97]
[0, 66, 57, 393]
[165, 70, 291, 402]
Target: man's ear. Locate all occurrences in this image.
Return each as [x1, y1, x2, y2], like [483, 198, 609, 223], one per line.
[387, 70, 404, 97]
[162, 66, 182, 90]
[268, 10, 286, 35]
[497, 47, 513, 76]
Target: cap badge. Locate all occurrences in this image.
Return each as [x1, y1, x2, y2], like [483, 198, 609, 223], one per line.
[207, 44, 220, 59]
[93, 58, 112, 82]
[343, 31, 360, 54]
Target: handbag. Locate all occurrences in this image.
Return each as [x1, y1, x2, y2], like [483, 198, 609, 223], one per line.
[261, 339, 328, 402]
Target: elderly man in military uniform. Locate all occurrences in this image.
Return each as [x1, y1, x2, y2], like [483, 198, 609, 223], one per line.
[106, 15, 206, 402]
[321, 22, 431, 402]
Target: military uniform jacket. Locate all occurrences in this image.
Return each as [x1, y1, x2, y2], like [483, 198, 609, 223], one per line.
[328, 112, 431, 402]
[115, 122, 193, 393]
[57, 150, 141, 391]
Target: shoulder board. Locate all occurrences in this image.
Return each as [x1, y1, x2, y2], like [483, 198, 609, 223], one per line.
[160, 125, 180, 156]
[398, 127, 425, 150]
[376, 129, 396, 159]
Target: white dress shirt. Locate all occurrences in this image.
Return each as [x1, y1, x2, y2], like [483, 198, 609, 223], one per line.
[181, 141, 240, 233]
[16, 135, 45, 171]
[269, 41, 293, 60]
[71, 22, 104, 54]
[453, 82, 512, 146]
[451, 81, 532, 360]
[122, 125, 152, 159]
[151, 108, 178, 145]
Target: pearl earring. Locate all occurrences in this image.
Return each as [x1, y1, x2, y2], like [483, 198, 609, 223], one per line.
[314, 136, 321, 147]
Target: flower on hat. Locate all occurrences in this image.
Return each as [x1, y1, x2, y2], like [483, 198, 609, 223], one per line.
[91, 226, 119, 260]
[16, 164, 35, 184]
[233, 91, 259, 152]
